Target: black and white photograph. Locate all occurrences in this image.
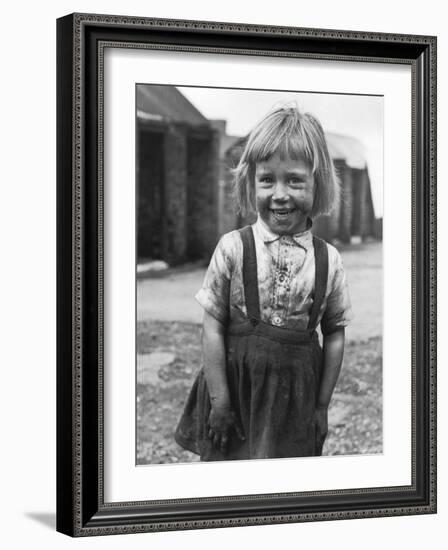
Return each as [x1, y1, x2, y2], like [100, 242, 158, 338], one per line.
[136, 84, 383, 464]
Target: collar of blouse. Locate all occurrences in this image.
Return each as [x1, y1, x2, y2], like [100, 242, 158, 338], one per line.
[254, 215, 313, 251]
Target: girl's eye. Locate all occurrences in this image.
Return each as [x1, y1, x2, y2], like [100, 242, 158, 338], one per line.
[259, 176, 273, 184]
[289, 178, 305, 187]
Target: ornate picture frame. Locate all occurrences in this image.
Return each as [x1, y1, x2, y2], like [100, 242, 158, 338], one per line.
[56, 13, 436, 536]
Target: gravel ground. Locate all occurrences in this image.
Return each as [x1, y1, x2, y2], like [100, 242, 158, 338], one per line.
[136, 320, 382, 464]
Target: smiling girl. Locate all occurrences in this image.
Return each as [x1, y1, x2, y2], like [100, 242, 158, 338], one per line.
[175, 104, 352, 461]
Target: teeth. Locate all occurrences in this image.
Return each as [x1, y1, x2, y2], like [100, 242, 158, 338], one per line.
[272, 209, 293, 216]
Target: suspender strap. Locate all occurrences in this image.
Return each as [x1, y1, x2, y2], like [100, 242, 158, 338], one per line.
[239, 226, 328, 332]
[307, 236, 329, 332]
[239, 225, 261, 322]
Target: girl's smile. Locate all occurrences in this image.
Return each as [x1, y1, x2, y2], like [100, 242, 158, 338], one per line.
[255, 152, 315, 235]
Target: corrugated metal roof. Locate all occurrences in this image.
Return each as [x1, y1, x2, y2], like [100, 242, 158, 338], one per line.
[327, 132, 366, 170]
[137, 85, 209, 127]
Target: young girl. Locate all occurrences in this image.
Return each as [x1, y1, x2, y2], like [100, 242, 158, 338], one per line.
[175, 104, 352, 461]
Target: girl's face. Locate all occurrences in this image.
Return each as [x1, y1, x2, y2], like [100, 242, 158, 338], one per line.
[254, 152, 315, 235]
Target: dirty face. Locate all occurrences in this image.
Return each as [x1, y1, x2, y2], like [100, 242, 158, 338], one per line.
[254, 152, 315, 235]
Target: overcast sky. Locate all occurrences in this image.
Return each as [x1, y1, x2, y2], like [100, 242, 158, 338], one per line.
[179, 86, 383, 217]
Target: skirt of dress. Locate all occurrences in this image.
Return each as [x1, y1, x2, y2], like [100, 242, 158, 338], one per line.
[174, 326, 324, 461]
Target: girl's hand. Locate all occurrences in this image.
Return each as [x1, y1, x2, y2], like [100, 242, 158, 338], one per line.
[314, 406, 328, 454]
[208, 402, 245, 453]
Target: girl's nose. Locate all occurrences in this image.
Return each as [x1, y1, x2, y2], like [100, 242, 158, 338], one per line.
[272, 182, 289, 200]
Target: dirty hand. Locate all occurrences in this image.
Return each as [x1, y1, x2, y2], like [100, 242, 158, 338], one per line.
[207, 403, 245, 453]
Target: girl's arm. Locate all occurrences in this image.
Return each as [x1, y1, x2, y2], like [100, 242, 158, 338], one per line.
[318, 327, 345, 409]
[314, 328, 345, 451]
[202, 310, 230, 406]
[202, 311, 245, 452]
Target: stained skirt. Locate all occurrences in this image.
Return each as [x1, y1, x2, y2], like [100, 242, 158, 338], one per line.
[174, 320, 325, 461]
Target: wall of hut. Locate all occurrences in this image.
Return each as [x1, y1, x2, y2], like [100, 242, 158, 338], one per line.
[137, 119, 220, 265]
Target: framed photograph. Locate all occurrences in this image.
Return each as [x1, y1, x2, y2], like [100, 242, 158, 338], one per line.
[56, 13, 437, 536]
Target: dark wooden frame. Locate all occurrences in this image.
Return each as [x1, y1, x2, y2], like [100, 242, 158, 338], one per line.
[57, 13, 437, 536]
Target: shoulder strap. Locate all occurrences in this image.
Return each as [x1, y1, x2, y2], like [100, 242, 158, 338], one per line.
[307, 236, 329, 332]
[239, 225, 260, 322]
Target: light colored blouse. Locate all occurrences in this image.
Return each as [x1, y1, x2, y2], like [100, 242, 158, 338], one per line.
[195, 216, 353, 335]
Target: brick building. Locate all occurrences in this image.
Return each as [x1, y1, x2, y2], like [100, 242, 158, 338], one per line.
[137, 85, 220, 264]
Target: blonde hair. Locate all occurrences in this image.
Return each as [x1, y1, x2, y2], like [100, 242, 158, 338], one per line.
[233, 103, 338, 218]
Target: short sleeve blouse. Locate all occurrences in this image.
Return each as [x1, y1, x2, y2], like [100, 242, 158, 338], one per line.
[195, 216, 353, 335]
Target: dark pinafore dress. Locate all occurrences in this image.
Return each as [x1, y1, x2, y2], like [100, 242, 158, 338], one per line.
[175, 225, 329, 461]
